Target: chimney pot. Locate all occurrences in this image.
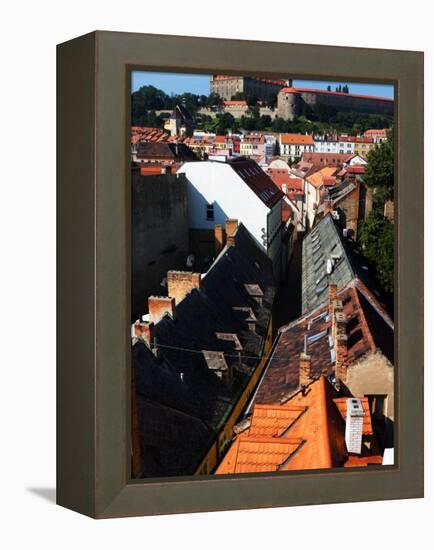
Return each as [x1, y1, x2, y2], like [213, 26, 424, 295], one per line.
[167, 270, 201, 305]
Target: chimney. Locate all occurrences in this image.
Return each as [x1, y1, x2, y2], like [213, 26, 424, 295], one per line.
[299, 353, 313, 387]
[345, 398, 365, 454]
[214, 224, 226, 256]
[148, 296, 175, 324]
[132, 321, 155, 349]
[225, 219, 239, 240]
[332, 309, 346, 342]
[167, 270, 201, 305]
[335, 333, 348, 384]
[328, 283, 338, 318]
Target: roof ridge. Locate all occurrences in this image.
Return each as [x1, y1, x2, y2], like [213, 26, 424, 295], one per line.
[327, 213, 356, 279]
[350, 285, 377, 354]
[318, 376, 334, 469]
[239, 435, 304, 445]
[354, 278, 394, 329]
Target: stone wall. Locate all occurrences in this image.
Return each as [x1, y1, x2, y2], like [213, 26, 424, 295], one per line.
[278, 89, 394, 120]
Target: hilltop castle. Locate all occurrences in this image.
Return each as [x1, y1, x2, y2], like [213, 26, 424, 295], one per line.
[210, 75, 292, 101]
[277, 87, 394, 120]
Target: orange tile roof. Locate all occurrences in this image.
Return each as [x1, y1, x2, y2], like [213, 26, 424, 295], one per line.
[247, 404, 306, 437]
[223, 100, 247, 106]
[364, 128, 387, 136]
[307, 166, 338, 188]
[216, 376, 382, 475]
[220, 436, 304, 473]
[280, 133, 314, 145]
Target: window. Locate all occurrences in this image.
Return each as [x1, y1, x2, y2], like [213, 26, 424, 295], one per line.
[206, 203, 214, 221]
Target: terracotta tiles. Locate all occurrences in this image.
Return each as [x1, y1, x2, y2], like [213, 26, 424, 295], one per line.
[216, 376, 383, 475]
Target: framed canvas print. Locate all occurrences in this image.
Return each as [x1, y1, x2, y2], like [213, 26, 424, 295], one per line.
[57, 31, 424, 518]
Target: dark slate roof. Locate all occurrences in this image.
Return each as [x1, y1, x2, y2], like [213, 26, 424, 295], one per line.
[228, 158, 284, 208]
[136, 141, 197, 161]
[253, 281, 394, 405]
[302, 213, 355, 314]
[135, 396, 213, 478]
[327, 180, 357, 204]
[133, 223, 276, 476]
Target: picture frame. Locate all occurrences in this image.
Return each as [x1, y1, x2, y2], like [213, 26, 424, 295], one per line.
[57, 31, 424, 518]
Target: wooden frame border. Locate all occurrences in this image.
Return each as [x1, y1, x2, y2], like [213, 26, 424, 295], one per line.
[57, 31, 424, 518]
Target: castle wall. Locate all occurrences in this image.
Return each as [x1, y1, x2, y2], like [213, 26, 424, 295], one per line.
[277, 89, 394, 120]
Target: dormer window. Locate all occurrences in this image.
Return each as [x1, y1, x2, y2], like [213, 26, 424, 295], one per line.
[206, 203, 214, 221]
[215, 332, 243, 351]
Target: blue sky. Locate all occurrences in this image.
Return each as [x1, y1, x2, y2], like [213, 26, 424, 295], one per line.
[131, 71, 394, 99]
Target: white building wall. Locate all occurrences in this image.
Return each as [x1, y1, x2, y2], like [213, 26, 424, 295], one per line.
[305, 180, 320, 228]
[177, 161, 271, 250]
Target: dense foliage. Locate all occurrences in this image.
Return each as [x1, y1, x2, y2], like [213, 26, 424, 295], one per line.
[357, 130, 394, 294]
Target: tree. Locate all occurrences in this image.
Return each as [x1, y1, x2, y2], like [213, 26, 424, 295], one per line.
[246, 94, 258, 106]
[342, 84, 349, 94]
[215, 112, 236, 135]
[357, 128, 394, 295]
[363, 129, 394, 200]
[358, 211, 394, 293]
[246, 104, 260, 119]
[206, 93, 222, 107]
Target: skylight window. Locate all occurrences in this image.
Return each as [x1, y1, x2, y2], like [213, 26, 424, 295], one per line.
[306, 329, 328, 345]
[315, 284, 328, 295]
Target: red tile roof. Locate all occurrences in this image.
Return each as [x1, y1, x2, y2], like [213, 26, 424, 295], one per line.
[302, 152, 355, 167]
[347, 165, 366, 174]
[266, 169, 304, 190]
